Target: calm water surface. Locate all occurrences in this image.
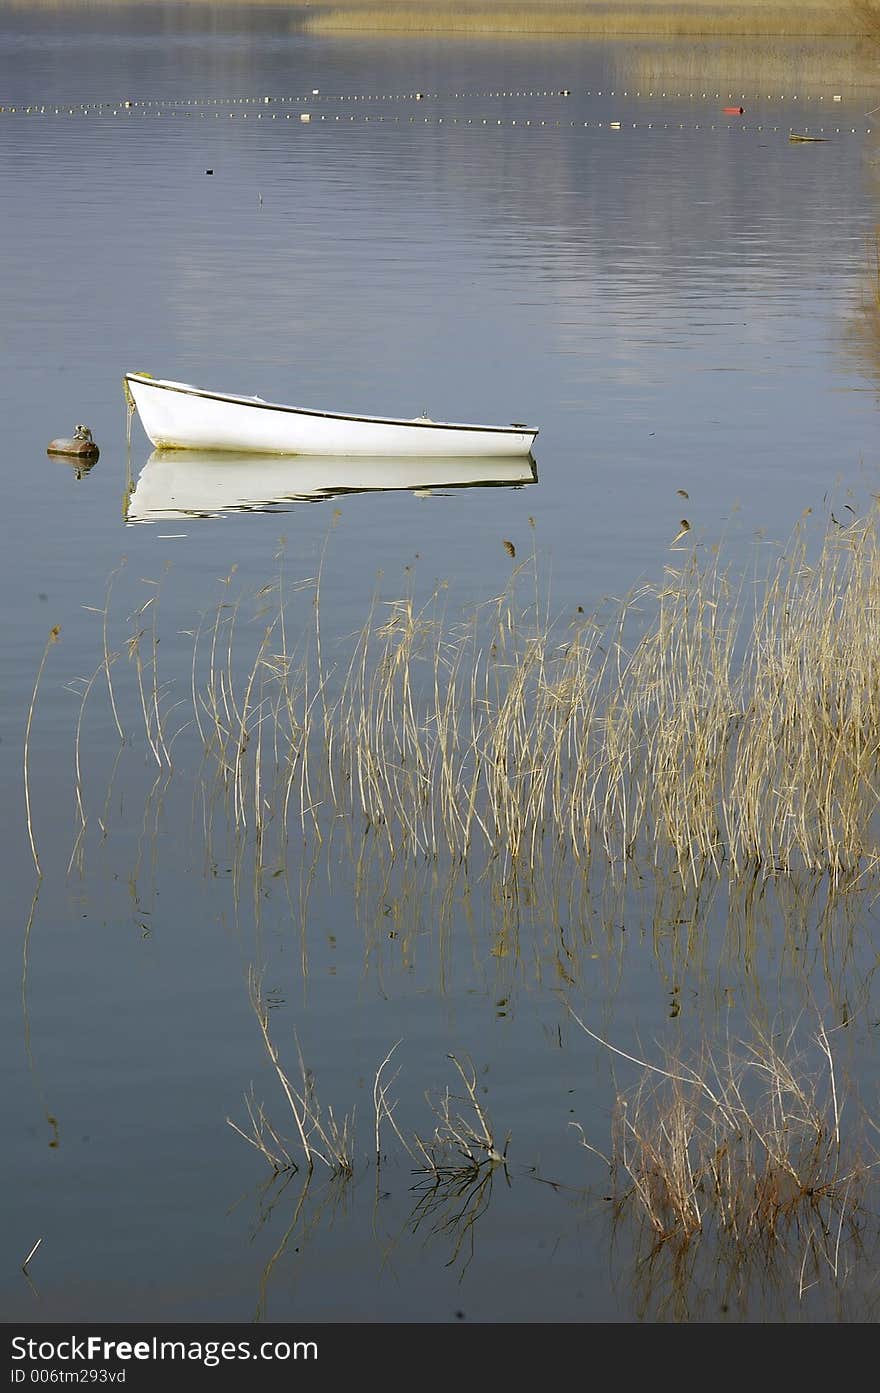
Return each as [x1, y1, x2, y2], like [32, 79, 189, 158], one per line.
[3, 4, 880, 1324]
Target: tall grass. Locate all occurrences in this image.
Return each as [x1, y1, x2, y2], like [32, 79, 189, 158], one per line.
[243, 509, 880, 881]
[851, 0, 880, 43]
[570, 1011, 872, 1284]
[9, 0, 868, 39]
[305, 1, 861, 38]
[231, 968, 356, 1175]
[616, 36, 880, 91]
[69, 503, 880, 890]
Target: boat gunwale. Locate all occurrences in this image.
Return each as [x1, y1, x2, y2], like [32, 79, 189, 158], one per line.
[125, 374, 538, 440]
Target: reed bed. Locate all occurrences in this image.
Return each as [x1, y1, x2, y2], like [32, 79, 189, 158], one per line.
[165, 506, 880, 887]
[66, 503, 880, 891]
[303, 1, 860, 38]
[234, 981, 875, 1289]
[615, 37, 880, 91]
[852, 0, 880, 43]
[14, 0, 864, 39]
[571, 1012, 872, 1278]
[232, 988, 505, 1189]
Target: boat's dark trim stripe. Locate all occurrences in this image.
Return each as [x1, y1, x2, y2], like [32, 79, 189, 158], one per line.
[125, 375, 537, 439]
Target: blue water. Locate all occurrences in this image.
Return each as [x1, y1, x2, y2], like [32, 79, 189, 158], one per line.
[2, 4, 880, 1324]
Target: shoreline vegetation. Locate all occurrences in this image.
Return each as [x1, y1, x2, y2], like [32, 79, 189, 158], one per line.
[615, 39, 880, 91]
[7, 1, 880, 43]
[304, 1, 880, 40]
[52, 500, 880, 893]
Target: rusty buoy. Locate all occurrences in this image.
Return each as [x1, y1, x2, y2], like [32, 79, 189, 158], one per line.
[724, 106, 745, 115]
[47, 424, 99, 460]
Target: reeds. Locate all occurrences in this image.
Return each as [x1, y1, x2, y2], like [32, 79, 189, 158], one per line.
[413, 1052, 509, 1172]
[616, 36, 880, 93]
[231, 968, 356, 1176]
[64, 503, 880, 891]
[232, 979, 507, 1177]
[305, 1, 858, 38]
[571, 1012, 871, 1278]
[851, 0, 880, 44]
[24, 625, 61, 877]
[313, 509, 880, 880]
[14, 0, 862, 38]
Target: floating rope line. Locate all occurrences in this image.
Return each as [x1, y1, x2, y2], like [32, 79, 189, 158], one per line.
[0, 100, 869, 136]
[0, 86, 857, 119]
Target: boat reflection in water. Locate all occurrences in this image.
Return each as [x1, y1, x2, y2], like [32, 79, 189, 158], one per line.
[125, 448, 538, 523]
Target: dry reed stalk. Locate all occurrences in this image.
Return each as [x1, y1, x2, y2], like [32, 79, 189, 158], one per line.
[201, 571, 239, 771]
[83, 562, 126, 743]
[247, 967, 323, 1173]
[232, 616, 279, 831]
[244, 968, 355, 1175]
[414, 1053, 508, 1172]
[126, 612, 161, 769]
[227, 1085, 294, 1173]
[373, 1039, 415, 1165]
[24, 625, 61, 877]
[67, 661, 106, 873]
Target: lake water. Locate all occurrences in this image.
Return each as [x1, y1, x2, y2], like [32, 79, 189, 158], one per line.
[3, 3, 880, 1326]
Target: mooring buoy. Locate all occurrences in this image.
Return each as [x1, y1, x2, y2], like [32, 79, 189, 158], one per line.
[47, 424, 99, 460]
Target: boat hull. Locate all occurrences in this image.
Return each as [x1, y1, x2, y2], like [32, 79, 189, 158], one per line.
[125, 375, 538, 458]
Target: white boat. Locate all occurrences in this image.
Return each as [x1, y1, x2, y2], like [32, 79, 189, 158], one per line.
[125, 374, 538, 458]
[125, 449, 538, 522]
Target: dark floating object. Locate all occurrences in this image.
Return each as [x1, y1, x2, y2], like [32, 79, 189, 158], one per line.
[205, 168, 213, 174]
[47, 424, 99, 460]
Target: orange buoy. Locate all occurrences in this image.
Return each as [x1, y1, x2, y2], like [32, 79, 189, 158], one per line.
[724, 106, 745, 115]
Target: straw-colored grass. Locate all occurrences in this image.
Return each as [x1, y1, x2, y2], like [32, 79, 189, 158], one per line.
[70, 502, 880, 890]
[305, 4, 858, 38]
[413, 1052, 509, 1172]
[9, 0, 870, 39]
[229, 967, 356, 1175]
[851, 0, 880, 42]
[308, 508, 880, 881]
[615, 37, 880, 92]
[570, 1010, 872, 1278]
[24, 625, 61, 878]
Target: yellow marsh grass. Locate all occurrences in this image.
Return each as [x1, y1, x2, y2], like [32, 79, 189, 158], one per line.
[70, 504, 880, 888]
[9, 0, 868, 37]
[573, 1016, 870, 1264]
[615, 37, 880, 91]
[304, 1, 861, 37]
